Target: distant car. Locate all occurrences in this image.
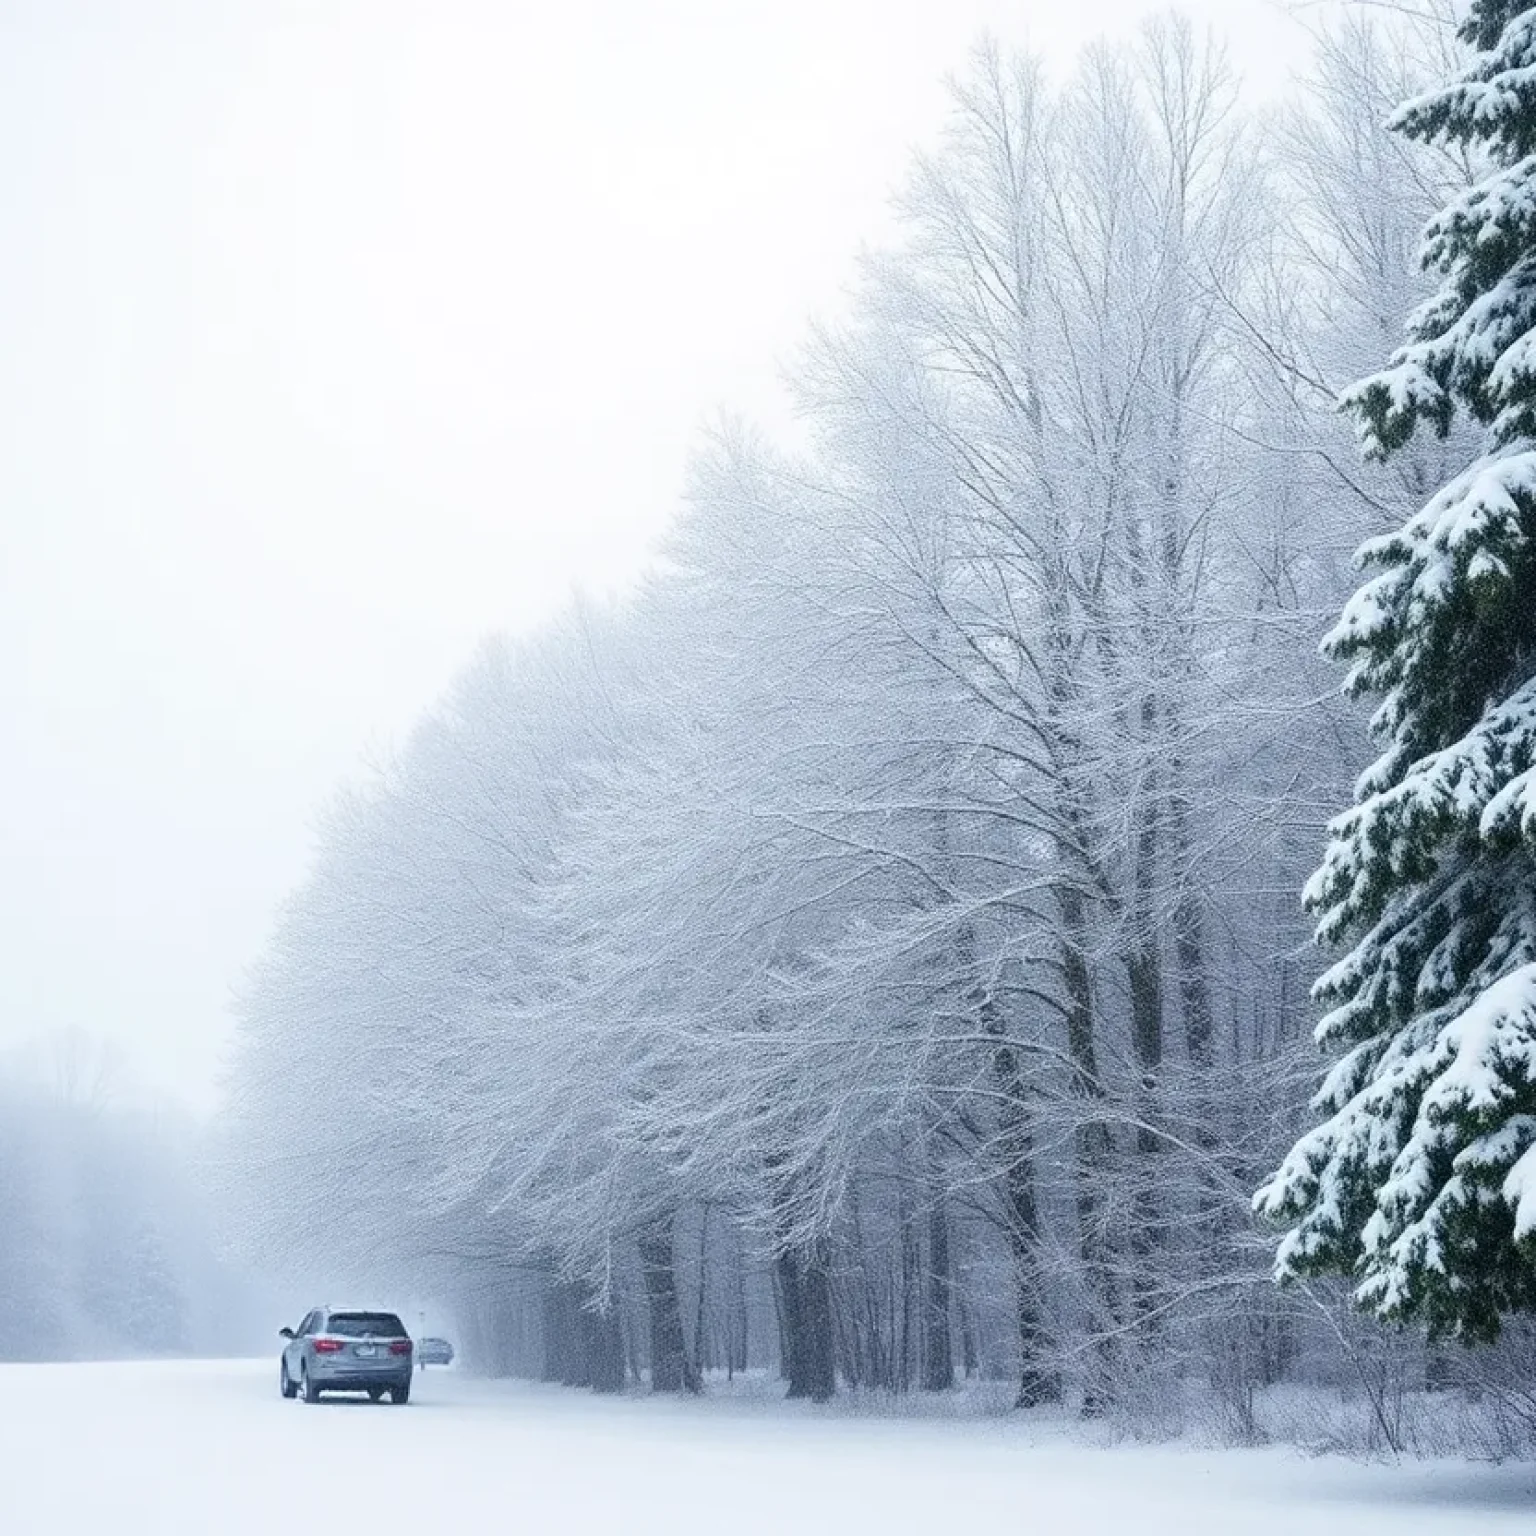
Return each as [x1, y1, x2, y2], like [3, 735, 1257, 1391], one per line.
[278, 1308, 413, 1404]
[416, 1336, 454, 1369]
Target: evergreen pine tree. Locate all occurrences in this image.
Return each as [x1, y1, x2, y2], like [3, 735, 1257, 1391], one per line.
[1256, 2, 1536, 1339]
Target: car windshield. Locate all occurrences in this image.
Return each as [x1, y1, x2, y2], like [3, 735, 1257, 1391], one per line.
[327, 1313, 405, 1338]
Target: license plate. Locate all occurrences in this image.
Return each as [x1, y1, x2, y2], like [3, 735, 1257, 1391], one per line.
[355, 1344, 376, 1357]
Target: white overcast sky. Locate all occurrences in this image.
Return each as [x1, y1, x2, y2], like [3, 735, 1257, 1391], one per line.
[0, 0, 1331, 1111]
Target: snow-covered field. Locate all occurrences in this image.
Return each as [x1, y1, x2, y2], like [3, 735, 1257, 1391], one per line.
[3, 1360, 1533, 1534]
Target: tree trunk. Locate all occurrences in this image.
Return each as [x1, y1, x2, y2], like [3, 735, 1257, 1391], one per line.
[1171, 795, 1214, 1075]
[581, 1301, 626, 1394]
[776, 1242, 836, 1403]
[1059, 883, 1116, 1416]
[693, 1205, 711, 1380]
[729, 1222, 749, 1378]
[638, 1211, 697, 1393]
[897, 1179, 917, 1392]
[540, 1278, 576, 1385]
[542, 1276, 625, 1393]
[991, 1034, 1059, 1407]
[961, 920, 1059, 1405]
[1126, 724, 1166, 1347]
[920, 1193, 955, 1392]
[958, 1293, 979, 1380]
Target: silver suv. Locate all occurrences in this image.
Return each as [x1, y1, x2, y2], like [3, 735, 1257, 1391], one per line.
[279, 1308, 414, 1404]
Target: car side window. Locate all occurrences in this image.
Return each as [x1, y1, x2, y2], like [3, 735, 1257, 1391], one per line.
[298, 1311, 318, 1337]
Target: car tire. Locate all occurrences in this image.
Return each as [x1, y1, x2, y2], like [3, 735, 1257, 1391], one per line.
[390, 1379, 411, 1406]
[280, 1359, 298, 1400]
[302, 1363, 322, 1405]
[367, 1387, 385, 1402]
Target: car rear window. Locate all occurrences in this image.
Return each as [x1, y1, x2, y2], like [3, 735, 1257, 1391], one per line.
[327, 1312, 406, 1338]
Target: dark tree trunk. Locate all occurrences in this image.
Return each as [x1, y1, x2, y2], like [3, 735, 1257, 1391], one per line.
[728, 1222, 749, 1379]
[1172, 840, 1213, 1076]
[845, 1194, 877, 1391]
[1059, 884, 1116, 1417]
[638, 1211, 697, 1393]
[772, 1256, 794, 1384]
[541, 1279, 577, 1385]
[1126, 734, 1166, 1347]
[985, 1020, 1058, 1406]
[542, 1277, 624, 1393]
[961, 920, 1060, 1407]
[776, 1242, 836, 1403]
[801, 1251, 836, 1404]
[1169, 778, 1225, 1286]
[774, 1247, 804, 1390]
[958, 1293, 979, 1380]
[693, 1207, 711, 1380]
[920, 1194, 955, 1392]
[580, 1301, 626, 1394]
[897, 1181, 917, 1392]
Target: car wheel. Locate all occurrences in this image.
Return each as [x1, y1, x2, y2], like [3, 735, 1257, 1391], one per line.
[367, 1387, 385, 1403]
[302, 1363, 321, 1405]
[280, 1359, 297, 1400]
[390, 1379, 411, 1406]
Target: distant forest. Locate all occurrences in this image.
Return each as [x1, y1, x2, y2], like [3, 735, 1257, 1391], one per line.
[0, 1036, 268, 1362]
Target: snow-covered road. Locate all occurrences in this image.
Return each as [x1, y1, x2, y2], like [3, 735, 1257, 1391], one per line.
[2, 1360, 1532, 1534]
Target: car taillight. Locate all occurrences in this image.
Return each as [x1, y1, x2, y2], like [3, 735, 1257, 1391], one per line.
[312, 1338, 344, 1354]
[389, 1340, 412, 1356]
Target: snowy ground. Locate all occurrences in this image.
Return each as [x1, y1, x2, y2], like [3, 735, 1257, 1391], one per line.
[3, 1360, 1533, 1534]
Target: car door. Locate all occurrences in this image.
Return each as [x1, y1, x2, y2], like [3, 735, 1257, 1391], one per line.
[287, 1311, 317, 1379]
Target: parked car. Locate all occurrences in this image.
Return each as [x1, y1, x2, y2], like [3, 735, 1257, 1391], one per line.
[278, 1308, 413, 1404]
[416, 1336, 454, 1369]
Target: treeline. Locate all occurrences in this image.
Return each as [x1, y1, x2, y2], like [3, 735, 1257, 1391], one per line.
[0, 1037, 267, 1362]
[224, 6, 1536, 1447]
